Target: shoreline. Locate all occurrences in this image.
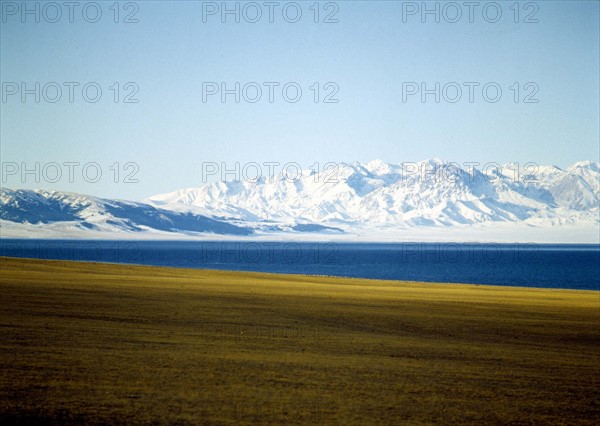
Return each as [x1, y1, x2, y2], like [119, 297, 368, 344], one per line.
[1, 255, 598, 294]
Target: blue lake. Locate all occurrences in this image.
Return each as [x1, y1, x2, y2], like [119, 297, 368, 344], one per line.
[1, 239, 599, 290]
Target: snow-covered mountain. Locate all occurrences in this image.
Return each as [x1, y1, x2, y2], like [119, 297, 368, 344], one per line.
[1, 160, 598, 242]
[0, 189, 252, 237]
[146, 159, 599, 228]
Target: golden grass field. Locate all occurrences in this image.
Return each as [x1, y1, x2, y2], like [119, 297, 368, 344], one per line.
[0, 256, 599, 425]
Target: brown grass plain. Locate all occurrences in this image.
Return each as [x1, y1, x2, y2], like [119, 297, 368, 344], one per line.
[1, 256, 599, 424]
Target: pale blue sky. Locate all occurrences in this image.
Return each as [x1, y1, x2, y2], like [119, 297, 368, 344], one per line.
[1, 0, 599, 200]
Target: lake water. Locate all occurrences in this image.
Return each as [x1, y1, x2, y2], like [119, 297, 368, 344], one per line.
[1, 239, 599, 290]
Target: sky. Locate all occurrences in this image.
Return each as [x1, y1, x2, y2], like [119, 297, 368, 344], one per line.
[1, 0, 599, 200]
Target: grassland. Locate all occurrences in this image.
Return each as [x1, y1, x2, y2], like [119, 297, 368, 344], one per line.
[0, 256, 599, 425]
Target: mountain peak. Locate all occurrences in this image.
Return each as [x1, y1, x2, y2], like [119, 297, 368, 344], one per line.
[143, 159, 599, 227]
[3, 160, 599, 239]
[418, 157, 449, 168]
[568, 161, 599, 173]
[364, 159, 393, 175]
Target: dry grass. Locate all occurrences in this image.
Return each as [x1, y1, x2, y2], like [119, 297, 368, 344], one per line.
[0, 256, 599, 424]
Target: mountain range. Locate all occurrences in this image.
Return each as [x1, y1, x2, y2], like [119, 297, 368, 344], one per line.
[1, 159, 598, 242]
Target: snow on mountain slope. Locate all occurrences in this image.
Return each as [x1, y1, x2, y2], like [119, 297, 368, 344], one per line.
[1, 160, 598, 241]
[0, 188, 252, 236]
[146, 160, 600, 228]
